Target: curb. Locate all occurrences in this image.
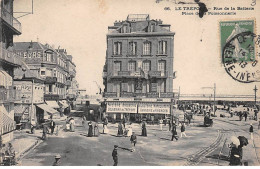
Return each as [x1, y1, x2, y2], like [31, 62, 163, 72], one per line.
[16, 139, 43, 162]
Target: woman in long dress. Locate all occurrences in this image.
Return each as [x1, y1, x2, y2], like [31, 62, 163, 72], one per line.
[141, 121, 147, 136]
[70, 118, 75, 132]
[88, 122, 93, 137]
[117, 122, 123, 136]
[94, 123, 99, 137]
[127, 125, 133, 137]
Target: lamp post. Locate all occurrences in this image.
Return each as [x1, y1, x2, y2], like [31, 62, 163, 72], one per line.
[201, 83, 216, 116]
[253, 85, 258, 105]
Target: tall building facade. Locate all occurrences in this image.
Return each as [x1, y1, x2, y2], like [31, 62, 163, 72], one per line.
[103, 14, 175, 122]
[0, 0, 22, 143]
[13, 42, 78, 124]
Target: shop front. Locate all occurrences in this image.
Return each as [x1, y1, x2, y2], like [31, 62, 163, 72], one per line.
[105, 98, 173, 123]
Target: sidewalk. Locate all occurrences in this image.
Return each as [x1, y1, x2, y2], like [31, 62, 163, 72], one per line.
[11, 117, 67, 162]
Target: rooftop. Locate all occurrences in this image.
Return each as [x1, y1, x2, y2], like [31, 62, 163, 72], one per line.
[127, 14, 149, 22]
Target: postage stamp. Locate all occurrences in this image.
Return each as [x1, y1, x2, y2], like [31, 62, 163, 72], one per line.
[220, 19, 260, 83]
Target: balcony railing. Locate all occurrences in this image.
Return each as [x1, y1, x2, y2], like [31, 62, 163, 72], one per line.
[45, 77, 57, 84]
[0, 88, 20, 102]
[65, 80, 72, 86]
[1, 7, 22, 34]
[148, 71, 168, 78]
[111, 71, 145, 78]
[104, 92, 174, 98]
[44, 94, 59, 101]
[0, 47, 22, 66]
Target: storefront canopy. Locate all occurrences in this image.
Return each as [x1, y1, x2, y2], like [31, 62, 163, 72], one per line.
[46, 101, 60, 109]
[37, 104, 58, 114]
[59, 100, 69, 108]
[0, 70, 12, 88]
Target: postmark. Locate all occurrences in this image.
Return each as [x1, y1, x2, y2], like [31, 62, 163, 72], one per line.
[220, 19, 260, 83]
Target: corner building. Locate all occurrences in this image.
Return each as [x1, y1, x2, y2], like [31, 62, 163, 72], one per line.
[103, 14, 175, 122]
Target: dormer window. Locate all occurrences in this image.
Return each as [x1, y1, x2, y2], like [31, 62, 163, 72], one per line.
[122, 25, 128, 33]
[151, 23, 155, 32]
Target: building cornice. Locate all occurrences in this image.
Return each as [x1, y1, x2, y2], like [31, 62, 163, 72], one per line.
[107, 32, 175, 38]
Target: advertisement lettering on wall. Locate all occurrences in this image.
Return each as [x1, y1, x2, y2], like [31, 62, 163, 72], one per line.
[14, 81, 32, 103]
[106, 102, 137, 113]
[138, 103, 170, 114]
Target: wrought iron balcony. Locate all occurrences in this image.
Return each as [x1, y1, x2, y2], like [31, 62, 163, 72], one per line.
[45, 77, 57, 84]
[1, 7, 22, 34]
[148, 71, 168, 78]
[103, 92, 174, 98]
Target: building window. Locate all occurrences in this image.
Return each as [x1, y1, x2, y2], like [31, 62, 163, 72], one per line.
[41, 71, 45, 75]
[151, 23, 155, 32]
[113, 42, 122, 55]
[128, 61, 136, 73]
[142, 61, 150, 72]
[114, 61, 121, 75]
[158, 40, 167, 54]
[122, 25, 128, 33]
[129, 42, 137, 55]
[143, 41, 151, 55]
[121, 83, 128, 92]
[158, 60, 166, 72]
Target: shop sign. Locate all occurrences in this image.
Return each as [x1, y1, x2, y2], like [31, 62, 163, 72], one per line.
[138, 103, 170, 114]
[106, 102, 137, 113]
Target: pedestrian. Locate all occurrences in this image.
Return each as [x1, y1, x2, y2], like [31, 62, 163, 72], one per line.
[130, 132, 137, 150]
[168, 120, 171, 131]
[254, 109, 258, 121]
[239, 112, 243, 121]
[55, 125, 59, 136]
[180, 123, 187, 138]
[141, 121, 147, 137]
[88, 121, 93, 137]
[249, 124, 254, 140]
[159, 118, 163, 131]
[50, 120, 56, 135]
[94, 123, 99, 137]
[117, 122, 123, 136]
[112, 145, 118, 166]
[171, 123, 178, 141]
[6, 143, 16, 165]
[244, 112, 248, 121]
[42, 124, 48, 140]
[31, 120, 36, 134]
[122, 116, 126, 129]
[127, 125, 132, 137]
[53, 154, 61, 166]
[70, 118, 75, 132]
[230, 110, 233, 118]
[82, 115, 86, 127]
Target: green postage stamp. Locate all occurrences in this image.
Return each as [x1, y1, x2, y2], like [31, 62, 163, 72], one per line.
[219, 19, 260, 83]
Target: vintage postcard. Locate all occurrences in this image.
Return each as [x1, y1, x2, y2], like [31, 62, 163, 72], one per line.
[0, 0, 260, 167]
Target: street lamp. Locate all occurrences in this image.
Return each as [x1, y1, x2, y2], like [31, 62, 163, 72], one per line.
[253, 85, 258, 106]
[201, 83, 216, 116]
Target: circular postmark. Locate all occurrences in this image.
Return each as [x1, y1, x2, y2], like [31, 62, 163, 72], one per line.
[222, 30, 260, 83]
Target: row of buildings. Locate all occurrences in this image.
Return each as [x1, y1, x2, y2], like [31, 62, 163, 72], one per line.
[0, 0, 78, 143]
[102, 14, 176, 122]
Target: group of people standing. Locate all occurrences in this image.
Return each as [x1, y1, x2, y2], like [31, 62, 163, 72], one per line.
[87, 121, 100, 137]
[66, 117, 75, 132]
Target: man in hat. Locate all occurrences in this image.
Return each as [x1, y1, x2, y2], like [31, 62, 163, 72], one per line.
[112, 145, 118, 166]
[171, 123, 178, 141]
[53, 154, 61, 166]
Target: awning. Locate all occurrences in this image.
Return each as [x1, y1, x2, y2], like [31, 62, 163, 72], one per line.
[46, 101, 60, 109]
[0, 70, 12, 88]
[0, 105, 16, 134]
[14, 104, 29, 116]
[37, 103, 58, 114]
[59, 100, 69, 108]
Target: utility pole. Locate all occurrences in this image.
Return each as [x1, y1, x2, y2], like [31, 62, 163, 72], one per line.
[254, 85, 258, 105]
[213, 83, 216, 116]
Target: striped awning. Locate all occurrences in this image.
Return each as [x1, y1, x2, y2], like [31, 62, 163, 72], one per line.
[59, 100, 69, 108]
[0, 105, 16, 135]
[37, 103, 58, 114]
[0, 70, 12, 88]
[46, 101, 60, 109]
[14, 104, 28, 116]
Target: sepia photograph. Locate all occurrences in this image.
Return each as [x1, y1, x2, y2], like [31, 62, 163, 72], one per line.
[0, 0, 259, 166]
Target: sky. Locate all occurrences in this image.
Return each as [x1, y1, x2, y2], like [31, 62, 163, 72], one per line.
[13, 0, 260, 97]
